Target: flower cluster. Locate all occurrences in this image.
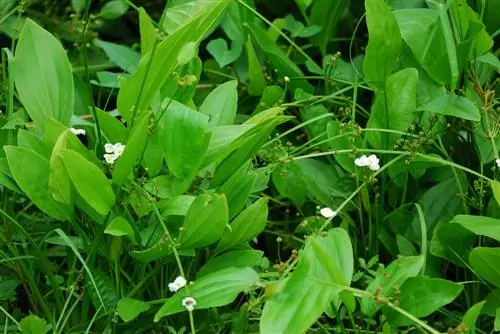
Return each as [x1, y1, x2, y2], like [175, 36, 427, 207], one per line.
[355, 154, 380, 171]
[103, 142, 125, 164]
[168, 276, 187, 292]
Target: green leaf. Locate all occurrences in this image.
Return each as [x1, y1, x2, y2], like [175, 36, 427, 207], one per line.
[246, 22, 313, 93]
[198, 250, 264, 278]
[246, 38, 267, 96]
[49, 130, 73, 207]
[451, 214, 500, 242]
[309, 0, 347, 54]
[94, 39, 140, 73]
[158, 195, 195, 217]
[218, 162, 255, 219]
[99, 0, 129, 20]
[112, 111, 150, 185]
[13, 19, 73, 130]
[105, 216, 136, 244]
[430, 220, 475, 267]
[366, 68, 418, 149]
[361, 256, 424, 316]
[96, 108, 128, 143]
[462, 301, 485, 334]
[19, 315, 46, 334]
[117, 0, 231, 122]
[86, 269, 118, 314]
[160, 100, 210, 179]
[139, 8, 156, 56]
[260, 228, 351, 334]
[469, 247, 500, 287]
[5, 146, 69, 220]
[327, 121, 363, 173]
[363, 0, 401, 90]
[207, 38, 243, 68]
[417, 94, 481, 121]
[215, 198, 268, 253]
[179, 193, 228, 249]
[200, 80, 238, 127]
[117, 298, 151, 322]
[154, 267, 259, 320]
[492, 180, 500, 208]
[382, 277, 463, 326]
[59, 150, 115, 216]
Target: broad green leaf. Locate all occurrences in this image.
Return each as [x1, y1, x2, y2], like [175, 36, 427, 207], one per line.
[13, 19, 73, 130]
[283, 15, 322, 38]
[117, 298, 151, 322]
[207, 38, 243, 68]
[139, 8, 156, 55]
[199, 80, 238, 127]
[198, 250, 264, 278]
[477, 52, 500, 71]
[154, 267, 259, 320]
[451, 214, 500, 242]
[361, 256, 423, 316]
[49, 130, 73, 207]
[219, 162, 256, 219]
[99, 0, 129, 20]
[204, 124, 253, 165]
[179, 193, 228, 249]
[112, 111, 150, 185]
[158, 195, 195, 217]
[246, 22, 314, 93]
[85, 269, 118, 314]
[430, 220, 475, 267]
[142, 128, 163, 177]
[105, 216, 136, 244]
[363, 0, 401, 90]
[260, 228, 351, 334]
[161, 56, 201, 105]
[117, 0, 231, 122]
[493, 180, 500, 208]
[215, 198, 268, 253]
[94, 39, 140, 73]
[382, 277, 463, 326]
[211, 117, 285, 186]
[309, 0, 347, 54]
[469, 247, 500, 287]
[0, 158, 22, 194]
[17, 129, 49, 158]
[160, 100, 211, 179]
[60, 150, 115, 216]
[417, 94, 481, 121]
[95, 108, 128, 143]
[246, 38, 267, 96]
[252, 86, 284, 115]
[5, 146, 69, 220]
[327, 121, 363, 173]
[19, 315, 46, 334]
[177, 42, 198, 66]
[366, 68, 418, 149]
[462, 301, 485, 334]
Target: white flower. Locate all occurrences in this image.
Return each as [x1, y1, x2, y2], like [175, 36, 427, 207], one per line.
[355, 154, 380, 171]
[113, 143, 126, 156]
[104, 153, 119, 164]
[103, 142, 126, 164]
[168, 276, 187, 292]
[496, 159, 500, 168]
[70, 128, 86, 136]
[367, 154, 380, 171]
[355, 155, 371, 167]
[320, 207, 337, 218]
[104, 143, 115, 153]
[182, 297, 197, 312]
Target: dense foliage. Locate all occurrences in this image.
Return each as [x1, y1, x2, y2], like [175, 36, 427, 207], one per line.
[0, 0, 499, 333]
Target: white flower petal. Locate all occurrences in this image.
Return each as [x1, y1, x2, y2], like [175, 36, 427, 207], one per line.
[182, 297, 196, 312]
[104, 153, 119, 164]
[320, 207, 336, 218]
[168, 282, 180, 292]
[173, 276, 187, 288]
[104, 143, 115, 153]
[70, 128, 86, 136]
[496, 159, 500, 168]
[355, 155, 370, 167]
[113, 143, 126, 156]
